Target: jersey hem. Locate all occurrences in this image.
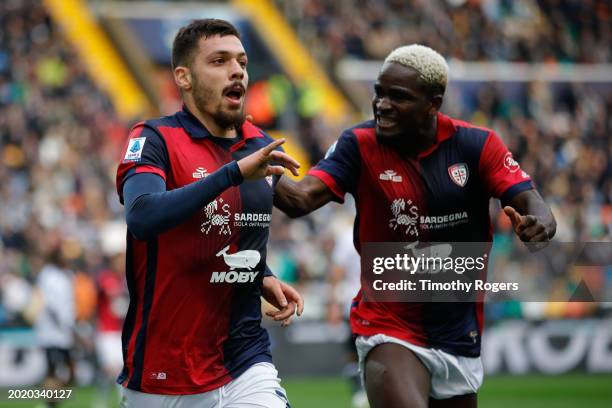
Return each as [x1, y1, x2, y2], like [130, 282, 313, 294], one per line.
[118, 354, 274, 395]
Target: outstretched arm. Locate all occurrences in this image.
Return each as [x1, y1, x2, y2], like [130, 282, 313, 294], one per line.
[274, 175, 337, 218]
[503, 189, 556, 246]
[124, 138, 299, 240]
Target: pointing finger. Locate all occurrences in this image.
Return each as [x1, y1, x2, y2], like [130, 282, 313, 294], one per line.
[261, 139, 285, 155]
[269, 151, 301, 169]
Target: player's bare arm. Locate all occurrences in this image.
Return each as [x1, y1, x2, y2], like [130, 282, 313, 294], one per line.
[273, 175, 336, 218]
[503, 189, 556, 244]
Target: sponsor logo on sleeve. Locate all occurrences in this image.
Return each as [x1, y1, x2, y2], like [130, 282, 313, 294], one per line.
[124, 137, 146, 162]
[324, 141, 337, 159]
[503, 152, 520, 173]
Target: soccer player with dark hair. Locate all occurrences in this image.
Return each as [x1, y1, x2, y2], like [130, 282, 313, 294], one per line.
[116, 19, 302, 407]
[274, 44, 556, 407]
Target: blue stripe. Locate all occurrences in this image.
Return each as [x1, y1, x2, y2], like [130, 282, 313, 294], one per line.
[500, 180, 533, 205]
[117, 233, 137, 386]
[127, 238, 158, 390]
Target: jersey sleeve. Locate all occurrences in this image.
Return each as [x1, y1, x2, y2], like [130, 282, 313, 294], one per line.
[307, 130, 361, 202]
[479, 131, 533, 203]
[263, 264, 275, 277]
[116, 123, 170, 203]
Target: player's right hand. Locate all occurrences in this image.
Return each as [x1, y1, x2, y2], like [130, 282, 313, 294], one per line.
[237, 138, 300, 181]
[503, 205, 550, 251]
[262, 276, 304, 327]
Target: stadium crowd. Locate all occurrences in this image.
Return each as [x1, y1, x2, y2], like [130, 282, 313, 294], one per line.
[0, 0, 129, 388]
[0, 0, 610, 390]
[276, 0, 610, 68]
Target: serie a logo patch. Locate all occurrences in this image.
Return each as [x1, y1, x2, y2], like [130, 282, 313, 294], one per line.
[124, 137, 146, 162]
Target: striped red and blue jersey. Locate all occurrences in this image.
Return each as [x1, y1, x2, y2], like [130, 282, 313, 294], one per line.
[308, 112, 533, 357]
[115, 106, 278, 394]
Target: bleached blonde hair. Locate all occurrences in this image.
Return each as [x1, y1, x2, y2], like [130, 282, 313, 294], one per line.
[384, 44, 449, 95]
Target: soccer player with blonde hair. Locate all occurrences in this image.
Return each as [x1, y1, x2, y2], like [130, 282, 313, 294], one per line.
[274, 44, 556, 407]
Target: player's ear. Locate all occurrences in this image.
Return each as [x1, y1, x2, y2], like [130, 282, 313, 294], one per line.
[429, 94, 443, 115]
[174, 66, 192, 91]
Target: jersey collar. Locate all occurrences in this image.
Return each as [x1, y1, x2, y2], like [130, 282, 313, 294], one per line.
[417, 112, 456, 159]
[177, 105, 265, 140]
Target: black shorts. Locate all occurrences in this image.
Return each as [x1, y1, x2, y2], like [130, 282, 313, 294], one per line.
[44, 347, 72, 378]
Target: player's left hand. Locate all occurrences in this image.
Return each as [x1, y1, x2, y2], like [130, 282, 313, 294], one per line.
[262, 276, 304, 327]
[503, 206, 550, 250]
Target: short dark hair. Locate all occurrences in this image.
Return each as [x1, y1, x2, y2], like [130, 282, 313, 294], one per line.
[171, 19, 241, 69]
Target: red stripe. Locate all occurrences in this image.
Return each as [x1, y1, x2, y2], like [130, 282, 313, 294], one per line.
[417, 113, 456, 159]
[308, 169, 345, 202]
[240, 120, 265, 139]
[230, 140, 246, 152]
[135, 164, 166, 181]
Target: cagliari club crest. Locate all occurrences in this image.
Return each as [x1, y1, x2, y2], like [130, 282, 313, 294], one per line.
[448, 163, 469, 187]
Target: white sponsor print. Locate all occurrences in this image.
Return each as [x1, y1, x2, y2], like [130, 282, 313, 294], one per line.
[265, 175, 273, 187]
[209, 270, 259, 283]
[210, 246, 261, 283]
[388, 197, 469, 233]
[420, 211, 469, 230]
[389, 198, 419, 237]
[216, 245, 261, 270]
[324, 141, 337, 159]
[192, 167, 209, 179]
[201, 198, 231, 235]
[379, 170, 403, 182]
[503, 152, 520, 173]
[448, 163, 469, 187]
[124, 137, 146, 161]
[233, 212, 272, 228]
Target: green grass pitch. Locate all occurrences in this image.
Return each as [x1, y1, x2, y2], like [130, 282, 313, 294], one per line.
[1, 374, 611, 407]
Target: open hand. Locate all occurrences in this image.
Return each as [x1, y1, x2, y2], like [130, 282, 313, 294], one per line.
[237, 139, 300, 181]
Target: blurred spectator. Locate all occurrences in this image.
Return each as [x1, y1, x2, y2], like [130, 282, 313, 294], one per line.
[33, 243, 75, 401]
[277, 0, 610, 66]
[0, 0, 127, 390]
[95, 254, 126, 373]
[94, 253, 127, 405]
